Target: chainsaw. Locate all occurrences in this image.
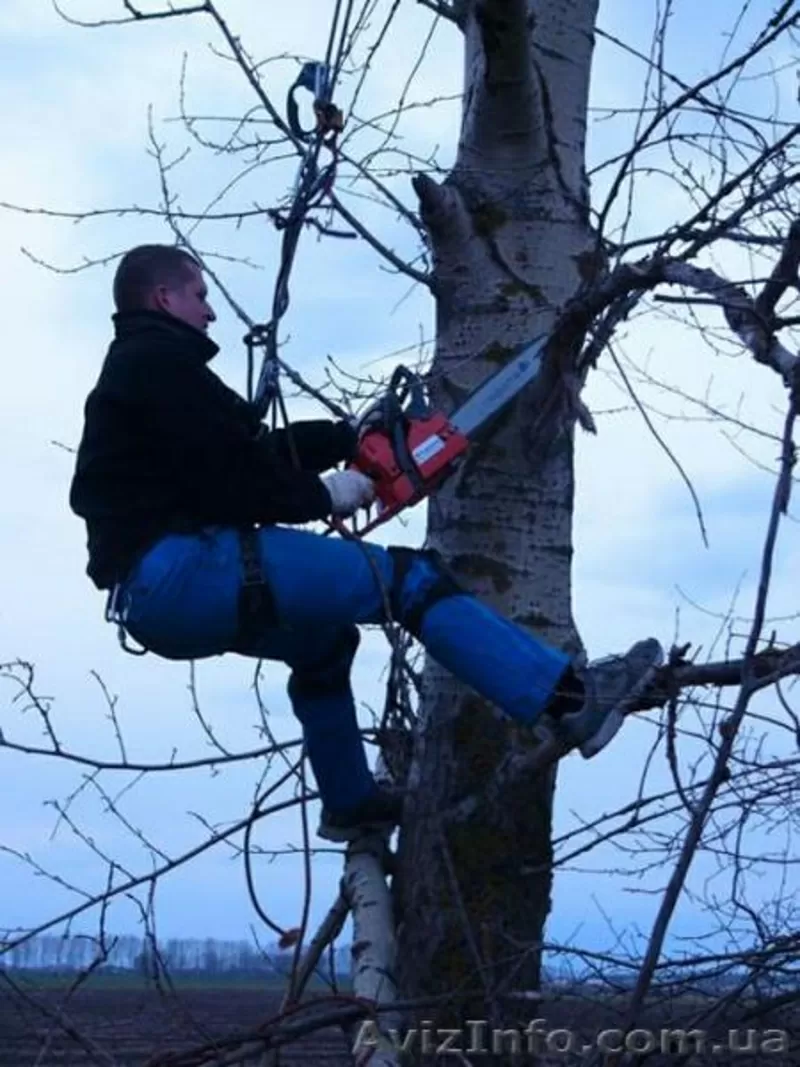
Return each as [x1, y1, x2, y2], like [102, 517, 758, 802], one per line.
[347, 333, 550, 535]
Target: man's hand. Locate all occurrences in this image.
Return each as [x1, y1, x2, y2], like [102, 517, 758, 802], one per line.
[321, 470, 376, 517]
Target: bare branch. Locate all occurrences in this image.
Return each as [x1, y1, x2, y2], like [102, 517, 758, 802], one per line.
[756, 217, 800, 322]
[329, 191, 431, 288]
[596, 6, 800, 237]
[659, 259, 799, 379]
[417, 0, 465, 27]
[607, 341, 709, 548]
[562, 245, 800, 385]
[52, 0, 211, 28]
[637, 642, 800, 711]
[412, 172, 469, 246]
[2, 762, 308, 955]
[619, 391, 798, 1036]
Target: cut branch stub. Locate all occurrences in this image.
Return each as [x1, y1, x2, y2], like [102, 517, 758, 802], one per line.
[412, 173, 470, 248]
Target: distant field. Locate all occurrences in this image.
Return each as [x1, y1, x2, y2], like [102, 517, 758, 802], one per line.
[0, 986, 354, 1066]
[1, 982, 794, 1066]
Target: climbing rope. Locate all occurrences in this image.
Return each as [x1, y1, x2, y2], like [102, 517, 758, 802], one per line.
[243, 0, 416, 802]
[246, 0, 355, 424]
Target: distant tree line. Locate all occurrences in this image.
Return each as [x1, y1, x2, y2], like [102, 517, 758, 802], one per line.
[1, 935, 352, 977]
[7, 936, 791, 998]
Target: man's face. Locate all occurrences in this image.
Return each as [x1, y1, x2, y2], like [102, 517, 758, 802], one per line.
[152, 264, 216, 333]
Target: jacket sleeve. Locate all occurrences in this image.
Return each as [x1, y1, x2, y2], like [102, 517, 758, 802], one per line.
[116, 344, 333, 525]
[257, 419, 358, 473]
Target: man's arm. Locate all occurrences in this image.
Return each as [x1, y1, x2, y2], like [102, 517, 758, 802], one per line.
[118, 345, 334, 525]
[256, 419, 358, 473]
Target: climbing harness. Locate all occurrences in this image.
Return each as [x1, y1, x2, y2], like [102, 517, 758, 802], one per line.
[105, 582, 148, 657]
[236, 525, 279, 647]
[102, 529, 278, 658]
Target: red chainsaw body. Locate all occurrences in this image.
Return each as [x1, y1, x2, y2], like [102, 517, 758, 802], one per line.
[351, 412, 470, 529]
[336, 338, 549, 536]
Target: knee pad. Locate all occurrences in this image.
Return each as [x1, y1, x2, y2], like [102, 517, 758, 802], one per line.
[288, 626, 360, 701]
[387, 547, 465, 639]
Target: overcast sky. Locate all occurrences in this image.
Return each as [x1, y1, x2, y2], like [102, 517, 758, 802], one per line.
[1, 0, 798, 963]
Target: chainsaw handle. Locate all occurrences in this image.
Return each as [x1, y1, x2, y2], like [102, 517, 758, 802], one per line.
[387, 364, 429, 419]
[327, 498, 393, 539]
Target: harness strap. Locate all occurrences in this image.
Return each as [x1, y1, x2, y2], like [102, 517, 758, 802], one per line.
[386, 547, 464, 639]
[105, 584, 148, 656]
[106, 528, 278, 655]
[237, 526, 279, 645]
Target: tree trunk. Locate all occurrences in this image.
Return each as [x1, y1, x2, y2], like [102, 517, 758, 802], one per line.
[395, 0, 599, 1048]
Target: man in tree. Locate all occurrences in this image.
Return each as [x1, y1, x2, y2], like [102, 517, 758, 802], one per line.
[70, 244, 664, 840]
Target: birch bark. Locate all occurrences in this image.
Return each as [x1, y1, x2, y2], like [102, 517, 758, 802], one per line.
[395, 0, 600, 1040]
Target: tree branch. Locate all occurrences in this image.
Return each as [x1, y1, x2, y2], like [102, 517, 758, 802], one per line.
[465, 634, 800, 817]
[558, 237, 800, 386]
[329, 191, 431, 288]
[756, 217, 800, 323]
[676, 125, 800, 261]
[617, 390, 798, 1046]
[659, 259, 798, 379]
[1, 764, 306, 955]
[596, 6, 800, 238]
[52, 0, 211, 27]
[416, 0, 466, 27]
[638, 641, 800, 712]
[412, 172, 471, 247]
[344, 839, 402, 1066]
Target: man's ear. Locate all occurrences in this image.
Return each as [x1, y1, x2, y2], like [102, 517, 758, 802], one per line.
[152, 285, 171, 312]
[143, 286, 168, 313]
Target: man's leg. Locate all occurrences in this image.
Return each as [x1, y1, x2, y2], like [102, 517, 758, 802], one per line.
[254, 528, 566, 721]
[385, 549, 662, 756]
[116, 527, 395, 835]
[253, 529, 662, 753]
[285, 627, 370, 815]
[237, 620, 399, 837]
[119, 525, 660, 755]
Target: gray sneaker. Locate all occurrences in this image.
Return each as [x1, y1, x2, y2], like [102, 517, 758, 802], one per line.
[558, 638, 664, 758]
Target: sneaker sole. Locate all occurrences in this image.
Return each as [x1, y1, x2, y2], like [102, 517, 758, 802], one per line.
[579, 642, 664, 758]
[317, 819, 398, 844]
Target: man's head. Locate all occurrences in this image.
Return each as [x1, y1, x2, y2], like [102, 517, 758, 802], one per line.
[113, 244, 216, 333]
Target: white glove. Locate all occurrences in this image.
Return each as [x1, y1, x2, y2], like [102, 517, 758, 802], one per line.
[321, 470, 376, 517]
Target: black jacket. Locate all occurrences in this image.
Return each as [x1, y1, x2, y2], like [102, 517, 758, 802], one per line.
[70, 310, 356, 589]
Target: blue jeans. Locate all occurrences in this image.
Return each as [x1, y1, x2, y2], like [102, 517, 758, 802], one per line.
[116, 526, 569, 812]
